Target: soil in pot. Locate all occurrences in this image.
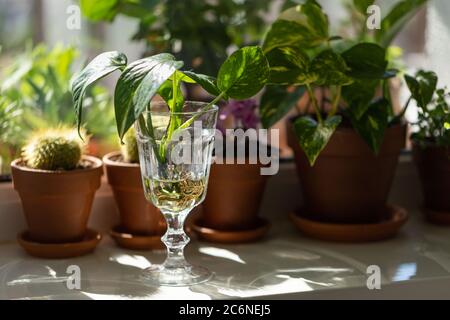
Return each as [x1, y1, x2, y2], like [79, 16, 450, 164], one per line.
[288, 121, 407, 224]
[103, 152, 165, 236]
[201, 137, 272, 231]
[413, 144, 450, 214]
[11, 155, 103, 243]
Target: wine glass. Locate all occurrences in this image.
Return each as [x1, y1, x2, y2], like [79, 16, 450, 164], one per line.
[135, 101, 218, 286]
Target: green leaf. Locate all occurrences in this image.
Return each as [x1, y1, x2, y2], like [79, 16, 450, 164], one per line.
[217, 46, 270, 99]
[114, 53, 183, 140]
[405, 70, 438, 109]
[262, 2, 329, 53]
[182, 71, 222, 97]
[353, 0, 375, 14]
[350, 98, 390, 154]
[342, 78, 379, 119]
[293, 115, 342, 166]
[260, 85, 306, 128]
[158, 80, 184, 112]
[376, 0, 428, 48]
[80, 0, 119, 21]
[71, 51, 127, 136]
[341, 43, 388, 79]
[310, 50, 353, 86]
[265, 46, 313, 85]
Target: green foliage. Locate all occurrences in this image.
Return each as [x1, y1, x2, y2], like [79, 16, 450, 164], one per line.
[0, 44, 116, 149]
[293, 115, 342, 166]
[260, 1, 399, 165]
[348, 98, 390, 154]
[376, 0, 428, 48]
[406, 71, 450, 147]
[22, 128, 84, 171]
[217, 46, 270, 100]
[71, 46, 270, 162]
[263, 2, 330, 53]
[404, 70, 438, 109]
[260, 86, 306, 129]
[80, 0, 272, 75]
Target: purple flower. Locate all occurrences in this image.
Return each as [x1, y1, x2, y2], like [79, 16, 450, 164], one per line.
[217, 99, 260, 133]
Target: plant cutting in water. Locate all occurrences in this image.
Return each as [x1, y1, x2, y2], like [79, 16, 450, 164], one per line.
[71, 45, 269, 160]
[259, 0, 428, 165]
[71, 46, 270, 285]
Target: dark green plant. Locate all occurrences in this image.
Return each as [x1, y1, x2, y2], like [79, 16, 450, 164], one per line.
[404, 70, 450, 147]
[71, 46, 270, 162]
[22, 128, 84, 171]
[79, 0, 272, 75]
[260, 0, 426, 165]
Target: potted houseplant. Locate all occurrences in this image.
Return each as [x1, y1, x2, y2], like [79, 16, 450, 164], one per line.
[0, 44, 116, 179]
[10, 128, 103, 258]
[260, 1, 413, 240]
[103, 128, 166, 250]
[71, 46, 269, 285]
[194, 99, 271, 243]
[404, 70, 450, 224]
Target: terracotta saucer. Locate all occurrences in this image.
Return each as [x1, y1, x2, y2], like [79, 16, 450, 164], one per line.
[17, 229, 102, 259]
[424, 208, 450, 225]
[110, 226, 165, 250]
[289, 205, 408, 243]
[192, 218, 270, 244]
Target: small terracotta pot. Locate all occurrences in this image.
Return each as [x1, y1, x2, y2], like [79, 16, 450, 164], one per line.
[413, 144, 450, 213]
[103, 152, 165, 235]
[288, 122, 406, 223]
[11, 155, 103, 243]
[202, 162, 268, 230]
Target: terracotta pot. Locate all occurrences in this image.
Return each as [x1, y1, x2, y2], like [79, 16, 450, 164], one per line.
[288, 122, 406, 223]
[202, 162, 268, 230]
[413, 144, 450, 212]
[103, 152, 165, 235]
[11, 155, 103, 243]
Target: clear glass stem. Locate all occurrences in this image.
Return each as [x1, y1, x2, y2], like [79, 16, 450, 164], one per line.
[161, 210, 190, 270]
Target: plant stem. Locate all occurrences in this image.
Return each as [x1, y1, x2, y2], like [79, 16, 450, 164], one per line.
[178, 91, 226, 130]
[306, 83, 323, 123]
[329, 86, 341, 117]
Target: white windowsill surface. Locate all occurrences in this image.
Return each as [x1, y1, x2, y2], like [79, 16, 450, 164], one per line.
[1, 156, 450, 300]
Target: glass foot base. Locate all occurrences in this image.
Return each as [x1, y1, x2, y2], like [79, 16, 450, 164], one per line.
[140, 264, 213, 287]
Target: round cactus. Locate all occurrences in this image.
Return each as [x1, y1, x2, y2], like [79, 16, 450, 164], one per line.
[22, 128, 84, 170]
[121, 127, 139, 163]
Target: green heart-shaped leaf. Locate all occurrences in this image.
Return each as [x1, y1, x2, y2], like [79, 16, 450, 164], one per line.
[182, 71, 222, 97]
[217, 46, 270, 99]
[342, 43, 388, 79]
[263, 1, 329, 53]
[114, 53, 183, 140]
[342, 78, 380, 119]
[260, 85, 306, 129]
[310, 50, 353, 86]
[71, 51, 127, 137]
[294, 115, 342, 166]
[265, 46, 314, 85]
[350, 98, 390, 154]
[405, 70, 437, 109]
